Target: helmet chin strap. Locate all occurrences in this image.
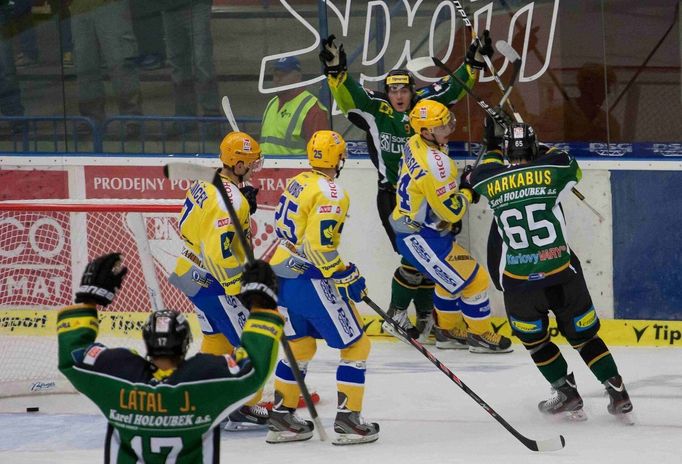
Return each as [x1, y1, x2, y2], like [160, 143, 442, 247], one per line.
[224, 164, 249, 184]
[335, 159, 345, 178]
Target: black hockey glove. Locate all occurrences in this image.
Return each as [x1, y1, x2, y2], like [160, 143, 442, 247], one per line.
[484, 115, 505, 151]
[239, 260, 278, 310]
[75, 253, 128, 307]
[319, 35, 347, 77]
[451, 220, 462, 236]
[239, 185, 259, 215]
[465, 30, 493, 70]
[459, 166, 481, 204]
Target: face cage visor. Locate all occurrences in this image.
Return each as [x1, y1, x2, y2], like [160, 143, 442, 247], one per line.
[247, 156, 264, 173]
[429, 112, 456, 138]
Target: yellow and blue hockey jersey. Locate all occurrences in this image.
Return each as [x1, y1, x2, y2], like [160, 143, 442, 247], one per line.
[171, 175, 251, 296]
[390, 135, 472, 234]
[269, 171, 350, 279]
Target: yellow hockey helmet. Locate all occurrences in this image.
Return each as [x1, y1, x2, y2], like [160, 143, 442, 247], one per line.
[219, 131, 262, 169]
[307, 130, 347, 169]
[409, 99, 455, 135]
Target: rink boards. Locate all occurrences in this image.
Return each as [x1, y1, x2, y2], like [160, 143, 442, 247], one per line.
[2, 308, 681, 348]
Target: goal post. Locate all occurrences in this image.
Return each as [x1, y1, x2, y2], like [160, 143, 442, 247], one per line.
[0, 199, 197, 397]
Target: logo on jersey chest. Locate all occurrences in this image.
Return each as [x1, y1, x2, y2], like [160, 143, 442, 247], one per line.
[380, 133, 409, 153]
[320, 220, 337, 246]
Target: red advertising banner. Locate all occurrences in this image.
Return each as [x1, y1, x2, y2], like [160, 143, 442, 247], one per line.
[1, 164, 305, 311]
[0, 210, 73, 308]
[83, 165, 302, 207]
[0, 170, 68, 201]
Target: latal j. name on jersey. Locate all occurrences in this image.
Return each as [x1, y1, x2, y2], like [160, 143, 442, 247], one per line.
[119, 389, 196, 413]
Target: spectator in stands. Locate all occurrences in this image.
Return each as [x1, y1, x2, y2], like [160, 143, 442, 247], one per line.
[51, 0, 74, 68]
[162, 0, 220, 137]
[11, 0, 39, 67]
[70, 0, 143, 138]
[260, 57, 329, 156]
[0, 2, 25, 133]
[534, 62, 620, 142]
[130, 0, 165, 71]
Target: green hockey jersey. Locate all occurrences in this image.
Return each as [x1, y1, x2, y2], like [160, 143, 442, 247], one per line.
[57, 304, 283, 463]
[327, 65, 475, 187]
[470, 146, 582, 292]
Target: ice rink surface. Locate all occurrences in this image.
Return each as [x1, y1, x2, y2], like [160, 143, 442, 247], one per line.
[0, 340, 679, 464]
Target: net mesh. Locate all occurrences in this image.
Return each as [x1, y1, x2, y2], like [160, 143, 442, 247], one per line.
[0, 204, 191, 396]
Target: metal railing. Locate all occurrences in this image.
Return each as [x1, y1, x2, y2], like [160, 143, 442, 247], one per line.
[1, 115, 261, 155]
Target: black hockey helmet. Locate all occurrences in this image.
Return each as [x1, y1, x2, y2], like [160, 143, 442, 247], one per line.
[142, 310, 192, 358]
[504, 123, 539, 162]
[385, 69, 416, 94]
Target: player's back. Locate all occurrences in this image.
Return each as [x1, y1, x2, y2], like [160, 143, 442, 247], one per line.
[68, 347, 246, 463]
[172, 177, 250, 295]
[270, 170, 349, 278]
[471, 146, 581, 289]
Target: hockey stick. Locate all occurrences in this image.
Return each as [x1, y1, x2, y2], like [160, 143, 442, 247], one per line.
[221, 96, 240, 132]
[486, 42, 605, 223]
[451, 1, 522, 122]
[369, 295, 565, 451]
[495, 40, 522, 110]
[432, 56, 517, 129]
[406, 43, 520, 167]
[164, 162, 329, 442]
[405, 57, 512, 129]
[363, 295, 565, 452]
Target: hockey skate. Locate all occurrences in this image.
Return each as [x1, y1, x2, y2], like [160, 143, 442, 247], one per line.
[333, 409, 380, 445]
[266, 407, 314, 443]
[382, 307, 419, 343]
[604, 375, 634, 424]
[434, 326, 468, 350]
[466, 331, 513, 354]
[538, 372, 587, 421]
[224, 404, 269, 431]
[416, 313, 435, 345]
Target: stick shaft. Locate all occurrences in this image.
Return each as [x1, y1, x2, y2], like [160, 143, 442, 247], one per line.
[208, 170, 328, 441]
[363, 295, 565, 452]
[451, 1, 520, 119]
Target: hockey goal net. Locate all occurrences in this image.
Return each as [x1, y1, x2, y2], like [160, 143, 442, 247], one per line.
[0, 200, 192, 397]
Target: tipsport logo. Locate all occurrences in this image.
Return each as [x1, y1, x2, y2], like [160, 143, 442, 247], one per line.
[631, 323, 682, 345]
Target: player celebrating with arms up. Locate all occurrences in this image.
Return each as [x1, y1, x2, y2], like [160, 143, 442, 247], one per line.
[58, 253, 283, 463]
[390, 100, 512, 353]
[468, 117, 633, 421]
[267, 130, 379, 445]
[319, 32, 493, 344]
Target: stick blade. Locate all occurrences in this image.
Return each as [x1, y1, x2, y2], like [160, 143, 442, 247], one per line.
[221, 95, 240, 132]
[496, 40, 521, 62]
[164, 162, 217, 182]
[530, 434, 566, 452]
[405, 56, 436, 74]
